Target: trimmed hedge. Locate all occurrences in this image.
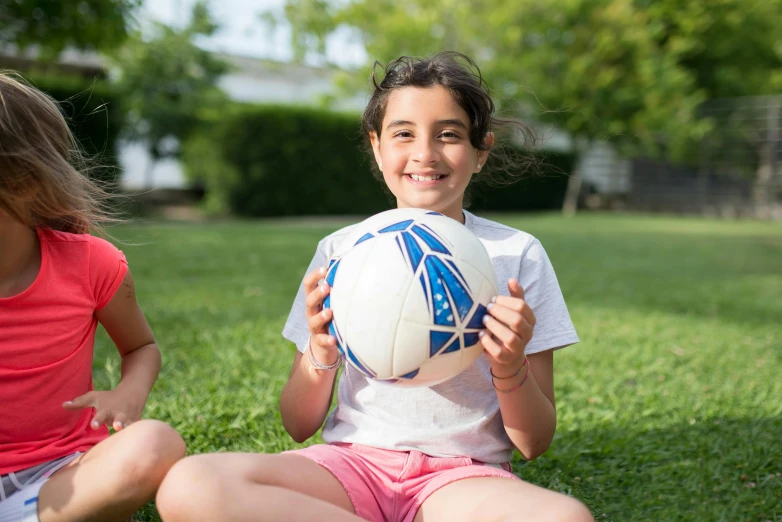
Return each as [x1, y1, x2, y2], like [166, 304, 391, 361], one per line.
[24, 72, 124, 186]
[469, 151, 576, 212]
[185, 104, 575, 216]
[185, 104, 384, 216]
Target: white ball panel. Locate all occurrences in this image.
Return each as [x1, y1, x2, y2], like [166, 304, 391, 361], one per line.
[342, 236, 414, 377]
[481, 276, 500, 305]
[329, 239, 375, 347]
[402, 349, 465, 387]
[457, 255, 499, 298]
[391, 321, 444, 377]
[455, 340, 484, 373]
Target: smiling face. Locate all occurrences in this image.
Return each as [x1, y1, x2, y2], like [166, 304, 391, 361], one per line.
[369, 85, 492, 223]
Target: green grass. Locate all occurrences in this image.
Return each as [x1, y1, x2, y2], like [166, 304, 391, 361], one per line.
[92, 213, 782, 522]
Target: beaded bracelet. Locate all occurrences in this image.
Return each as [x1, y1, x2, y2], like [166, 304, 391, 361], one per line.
[490, 355, 528, 380]
[492, 362, 531, 394]
[306, 336, 342, 371]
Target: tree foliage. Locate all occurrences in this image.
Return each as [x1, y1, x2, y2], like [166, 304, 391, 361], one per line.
[111, 1, 229, 163]
[643, 0, 782, 98]
[0, 0, 141, 55]
[277, 0, 782, 161]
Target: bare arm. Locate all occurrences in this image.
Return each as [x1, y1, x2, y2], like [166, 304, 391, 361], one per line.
[64, 270, 161, 430]
[495, 350, 556, 460]
[97, 270, 161, 398]
[279, 349, 338, 442]
[480, 279, 557, 460]
[279, 267, 341, 442]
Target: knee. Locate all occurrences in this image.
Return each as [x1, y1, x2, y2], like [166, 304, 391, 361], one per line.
[115, 420, 186, 491]
[545, 497, 594, 522]
[155, 455, 225, 522]
[502, 494, 592, 522]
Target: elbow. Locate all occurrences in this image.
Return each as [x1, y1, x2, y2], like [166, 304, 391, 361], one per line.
[281, 418, 316, 444]
[287, 429, 310, 444]
[279, 402, 307, 443]
[150, 343, 162, 368]
[518, 444, 548, 461]
[515, 434, 554, 461]
[278, 383, 328, 444]
[279, 400, 316, 443]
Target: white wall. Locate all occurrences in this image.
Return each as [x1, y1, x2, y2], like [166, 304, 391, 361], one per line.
[576, 141, 632, 194]
[119, 54, 365, 190]
[119, 141, 186, 190]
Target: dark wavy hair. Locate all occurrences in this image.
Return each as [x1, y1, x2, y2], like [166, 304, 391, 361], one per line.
[361, 51, 538, 189]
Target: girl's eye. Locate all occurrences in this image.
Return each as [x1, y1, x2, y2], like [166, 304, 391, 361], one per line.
[440, 131, 461, 139]
[394, 131, 413, 138]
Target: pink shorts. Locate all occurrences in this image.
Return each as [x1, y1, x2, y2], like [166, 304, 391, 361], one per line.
[286, 443, 519, 522]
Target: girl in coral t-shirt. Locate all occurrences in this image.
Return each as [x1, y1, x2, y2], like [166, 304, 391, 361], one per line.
[0, 72, 185, 522]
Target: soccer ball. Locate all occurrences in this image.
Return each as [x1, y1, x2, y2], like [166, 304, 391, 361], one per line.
[324, 208, 498, 387]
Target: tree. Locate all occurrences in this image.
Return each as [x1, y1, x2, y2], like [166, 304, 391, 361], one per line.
[111, 1, 229, 188]
[0, 0, 141, 55]
[642, 0, 782, 99]
[643, 0, 782, 214]
[275, 0, 781, 213]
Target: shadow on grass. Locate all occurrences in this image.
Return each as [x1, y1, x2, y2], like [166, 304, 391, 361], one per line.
[516, 415, 782, 522]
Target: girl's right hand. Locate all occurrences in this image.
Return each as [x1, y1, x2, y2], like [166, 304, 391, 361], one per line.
[303, 266, 340, 367]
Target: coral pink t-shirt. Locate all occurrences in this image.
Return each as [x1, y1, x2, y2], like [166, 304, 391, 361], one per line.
[0, 228, 128, 474]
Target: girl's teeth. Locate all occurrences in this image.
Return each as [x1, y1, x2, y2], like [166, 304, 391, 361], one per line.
[411, 174, 442, 181]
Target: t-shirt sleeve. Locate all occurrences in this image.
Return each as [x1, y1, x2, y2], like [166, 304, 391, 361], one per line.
[282, 240, 329, 353]
[88, 236, 129, 310]
[518, 239, 579, 354]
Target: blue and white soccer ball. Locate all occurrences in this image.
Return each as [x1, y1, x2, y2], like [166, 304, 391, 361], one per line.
[324, 208, 499, 387]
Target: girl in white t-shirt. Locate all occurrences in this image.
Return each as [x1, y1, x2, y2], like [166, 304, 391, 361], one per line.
[157, 51, 592, 522]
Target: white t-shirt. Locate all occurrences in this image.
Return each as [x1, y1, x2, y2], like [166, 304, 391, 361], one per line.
[282, 210, 578, 463]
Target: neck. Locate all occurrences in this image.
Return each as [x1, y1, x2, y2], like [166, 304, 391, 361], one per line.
[397, 202, 465, 225]
[0, 221, 39, 282]
[441, 207, 466, 224]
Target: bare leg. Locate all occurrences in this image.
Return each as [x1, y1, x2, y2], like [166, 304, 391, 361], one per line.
[37, 420, 185, 522]
[413, 477, 593, 522]
[156, 452, 366, 522]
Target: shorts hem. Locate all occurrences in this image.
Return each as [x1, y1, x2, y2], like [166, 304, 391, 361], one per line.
[406, 469, 520, 522]
[283, 448, 371, 520]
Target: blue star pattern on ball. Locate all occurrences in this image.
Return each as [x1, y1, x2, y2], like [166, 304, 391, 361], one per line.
[325, 214, 489, 381]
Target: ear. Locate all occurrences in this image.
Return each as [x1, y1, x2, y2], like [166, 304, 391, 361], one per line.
[369, 131, 383, 170]
[476, 132, 494, 172]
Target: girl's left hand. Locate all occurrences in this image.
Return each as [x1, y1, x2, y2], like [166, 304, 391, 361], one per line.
[480, 278, 536, 377]
[63, 385, 146, 432]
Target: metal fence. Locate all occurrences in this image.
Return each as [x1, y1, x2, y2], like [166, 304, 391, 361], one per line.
[579, 95, 782, 219]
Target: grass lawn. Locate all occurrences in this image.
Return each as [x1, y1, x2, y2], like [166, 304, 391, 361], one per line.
[93, 213, 782, 522]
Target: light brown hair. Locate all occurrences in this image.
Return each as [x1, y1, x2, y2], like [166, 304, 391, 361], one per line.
[0, 71, 116, 234]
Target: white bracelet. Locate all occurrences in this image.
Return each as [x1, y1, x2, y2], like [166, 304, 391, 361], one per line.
[306, 336, 342, 371]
